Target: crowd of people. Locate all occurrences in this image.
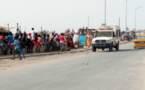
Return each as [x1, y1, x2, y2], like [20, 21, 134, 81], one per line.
[0, 28, 92, 60]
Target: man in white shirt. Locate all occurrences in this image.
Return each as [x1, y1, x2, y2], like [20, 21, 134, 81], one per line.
[73, 29, 79, 44]
[31, 28, 35, 40]
[73, 30, 79, 48]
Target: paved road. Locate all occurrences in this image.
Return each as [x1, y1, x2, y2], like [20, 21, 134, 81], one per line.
[0, 42, 145, 90]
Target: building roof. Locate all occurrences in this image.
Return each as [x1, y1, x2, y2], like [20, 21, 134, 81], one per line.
[0, 26, 15, 32]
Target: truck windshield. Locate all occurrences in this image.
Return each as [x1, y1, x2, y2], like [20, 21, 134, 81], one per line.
[97, 32, 113, 37]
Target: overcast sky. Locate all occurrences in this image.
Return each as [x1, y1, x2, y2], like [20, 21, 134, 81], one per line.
[0, 0, 144, 33]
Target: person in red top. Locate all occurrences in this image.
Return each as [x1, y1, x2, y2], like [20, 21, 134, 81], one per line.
[0, 35, 4, 40]
[59, 33, 65, 51]
[33, 34, 41, 53]
[0, 34, 4, 46]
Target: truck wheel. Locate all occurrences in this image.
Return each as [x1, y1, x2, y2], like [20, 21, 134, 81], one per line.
[92, 47, 96, 52]
[115, 43, 119, 51]
[102, 48, 105, 51]
[109, 43, 113, 51]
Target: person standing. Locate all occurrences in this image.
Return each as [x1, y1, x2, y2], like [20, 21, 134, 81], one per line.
[49, 33, 56, 51]
[16, 23, 21, 34]
[0, 34, 4, 46]
[19, 37, 26, 59]
[1, 35, 8, 55]
[59, 33, 65, 52]
[7, 33, 14, 54]
[86, 33, 92, 48]
[44, 34, 50, 52]
[27, 33, 33, 53]
[7, 32, 13, 44]
[79, 34, 86, 48]
[73, 32, 79, 49]
[13, 35, 22, 60]
[31, 28, 35, 41]
[37, 35, 42, 52]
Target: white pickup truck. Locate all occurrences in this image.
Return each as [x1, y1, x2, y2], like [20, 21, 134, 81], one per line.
[91, 27, 121, 52]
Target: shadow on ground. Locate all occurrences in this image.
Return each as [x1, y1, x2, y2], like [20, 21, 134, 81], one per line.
[95, 48, 144, 53]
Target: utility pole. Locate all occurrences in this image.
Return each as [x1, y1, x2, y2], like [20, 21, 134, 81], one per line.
[41, 27, 43, 31]
[88, 16, 89, 28]
[135, 7, 141, 31]
[7, 23, 9, 31]
[125, 0, 128, 31]
[105, 0, 106, 26]
[119, 17, 120, 27]
[41, 27, 43, 33]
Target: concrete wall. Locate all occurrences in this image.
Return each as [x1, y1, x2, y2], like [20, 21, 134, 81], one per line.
[0, 45, 47, 55]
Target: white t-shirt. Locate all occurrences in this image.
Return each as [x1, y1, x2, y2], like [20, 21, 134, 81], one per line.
[31, 30, 35, 40]
[73, 34, 79, 43]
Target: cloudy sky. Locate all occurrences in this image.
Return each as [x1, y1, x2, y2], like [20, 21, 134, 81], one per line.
[0, 0, 144, 33]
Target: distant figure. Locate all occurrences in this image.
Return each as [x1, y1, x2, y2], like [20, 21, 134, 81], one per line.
[31, 28, 35, 41]
[27, 33, 34, 53]
[0, 34, 4, 46]
[7, 32, 14, 54]
[79, 34, 86, 48]
[33, 34, 41, 53]
[59, 33, 65, 51]
[73, 32, 79, 49]
[49, 33, 56, 51]
[13, 35, 22, 60]
[66, 33, 73, 49]
[86, 33, 92, 48]
[19, 38, 26, 59]
[16, 23, 21, 34]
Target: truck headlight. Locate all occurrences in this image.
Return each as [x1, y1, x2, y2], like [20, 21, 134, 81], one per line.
[106, 40, 111, 43]
[92, 41, 95, 44]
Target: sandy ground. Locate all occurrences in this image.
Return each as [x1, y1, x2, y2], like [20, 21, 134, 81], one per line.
[0, 50, 91, 73]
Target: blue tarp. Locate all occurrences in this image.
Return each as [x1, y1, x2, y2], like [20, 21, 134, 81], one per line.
[79, 34, 86, 47]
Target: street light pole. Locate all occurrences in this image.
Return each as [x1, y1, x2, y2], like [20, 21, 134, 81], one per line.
[135, 7, 141, 31]
[105, 0, 106, 26]
[135, 8, 136, 31]
[125, 0, 128, 31]
[119, 17, 120, 27]
[88, 16, 89, 28]
[7, 23, 9, 31]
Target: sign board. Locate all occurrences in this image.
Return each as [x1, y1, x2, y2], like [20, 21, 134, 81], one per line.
[99, 26, 113, 30]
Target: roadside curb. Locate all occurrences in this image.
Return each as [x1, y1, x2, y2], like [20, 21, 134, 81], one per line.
[0, 41, 130, 60]
[0, 49, 89, 60]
